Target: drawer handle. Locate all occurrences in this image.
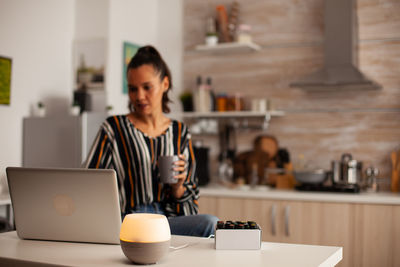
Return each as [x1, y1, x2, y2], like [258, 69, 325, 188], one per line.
[271, 204, 276, 235]
[284, 205, 290, 236]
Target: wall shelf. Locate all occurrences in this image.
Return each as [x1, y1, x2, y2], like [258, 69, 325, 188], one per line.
[194, 42, 261, 53]
[180, 110, 284, 133]
[181, 110, 284, 119]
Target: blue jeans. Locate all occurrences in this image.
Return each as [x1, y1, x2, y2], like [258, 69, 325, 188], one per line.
[130, 203, 218, 238]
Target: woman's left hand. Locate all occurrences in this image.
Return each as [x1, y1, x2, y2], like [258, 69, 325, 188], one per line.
[171, 154, 187, 198]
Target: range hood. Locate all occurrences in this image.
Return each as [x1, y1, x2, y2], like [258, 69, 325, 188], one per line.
[290, 0, 381, 91]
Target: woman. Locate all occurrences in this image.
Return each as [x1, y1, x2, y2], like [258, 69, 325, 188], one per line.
[84, 45, 218, 237]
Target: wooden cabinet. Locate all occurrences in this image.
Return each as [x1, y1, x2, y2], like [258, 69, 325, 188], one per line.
[353, 204, 400, 267]
[284, 201, 355, 267]
[200, 197, 354, 267]
[394, 206, 400, 267]
[199, 195, 399, 267]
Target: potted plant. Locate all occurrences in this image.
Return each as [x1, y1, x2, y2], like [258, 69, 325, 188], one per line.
[180, 91, 194, 112]
[106, 105, 113, 114]
[77, 55, 93, 85]
[205, 17, 218, 46]
[70, 101, 81, 116]
[36, 101, 46, 117]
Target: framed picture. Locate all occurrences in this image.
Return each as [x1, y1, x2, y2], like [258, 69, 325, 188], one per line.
[122, 42, 140, 94]
[0, 56, 12, 105]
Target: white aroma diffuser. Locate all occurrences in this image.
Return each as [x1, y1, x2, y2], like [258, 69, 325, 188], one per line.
[120, 213, 171, 264]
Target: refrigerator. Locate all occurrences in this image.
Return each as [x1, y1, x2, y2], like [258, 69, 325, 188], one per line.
[23, 112, 108, 168]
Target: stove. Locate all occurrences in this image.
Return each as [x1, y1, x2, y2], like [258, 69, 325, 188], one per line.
[295, 183, 360, 193]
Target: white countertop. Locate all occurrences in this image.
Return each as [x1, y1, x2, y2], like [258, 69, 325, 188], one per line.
[199, 185, 400, 205]
[0, 231, 342, 267]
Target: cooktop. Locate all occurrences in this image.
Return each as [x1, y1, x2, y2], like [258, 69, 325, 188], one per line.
[295, 183, 360, 193]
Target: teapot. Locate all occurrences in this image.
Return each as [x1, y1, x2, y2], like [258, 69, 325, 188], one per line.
[331, 153, 363, 185]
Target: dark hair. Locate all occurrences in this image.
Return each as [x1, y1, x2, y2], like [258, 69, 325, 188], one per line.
[127, 45, 172, 113]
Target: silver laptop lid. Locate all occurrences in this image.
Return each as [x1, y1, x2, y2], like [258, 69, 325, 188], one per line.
[6, 167, 121, 244]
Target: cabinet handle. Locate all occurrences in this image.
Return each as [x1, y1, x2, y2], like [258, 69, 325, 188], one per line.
[284, 205, 290, 236]
[271, 204, 276, 236]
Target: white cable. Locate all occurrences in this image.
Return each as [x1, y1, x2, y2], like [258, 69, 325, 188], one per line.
[170, 234, 215, 250]
[169, 243, 189, 250]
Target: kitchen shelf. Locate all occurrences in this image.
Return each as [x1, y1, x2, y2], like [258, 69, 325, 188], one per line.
[194, 42, 261, 53]
[181, 110, 284, 119]
[180, 110, 284, 133]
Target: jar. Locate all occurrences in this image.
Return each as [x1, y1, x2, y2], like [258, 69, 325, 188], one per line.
[216, 93, 228, 112]
[236, 24, 252, 44]
[227, 94, 244, 111]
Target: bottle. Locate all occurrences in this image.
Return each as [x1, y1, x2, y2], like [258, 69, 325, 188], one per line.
[201, 80, 211, 112]
[194, 76, 211, 113]
[193, 76, 202, 112]
[250, 163, 258, 188]
[206, 77, 216, 111]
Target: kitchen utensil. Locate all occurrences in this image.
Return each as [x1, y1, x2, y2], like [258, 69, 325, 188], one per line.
[365, 166, 379, 192]
[340, 153, 363, 185]
[398, 150, 400, 172]
[233, 150, 269, 185]
[293, 169, 328, 185]
[276, 174, 296, 189]
[340, 153, 352, 183]
[391, 151, 399, 192]
[331, 160, 341, 184]
[347, 159, 360, 184]
[193, 145, 210, 186]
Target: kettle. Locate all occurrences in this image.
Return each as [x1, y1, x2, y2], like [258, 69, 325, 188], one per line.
[332, 153, 363, 185]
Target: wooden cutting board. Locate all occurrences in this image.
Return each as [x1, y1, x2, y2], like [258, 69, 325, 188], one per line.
[391, 150, 399, 192]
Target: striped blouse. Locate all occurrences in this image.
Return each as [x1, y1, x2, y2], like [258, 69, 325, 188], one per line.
[84, 115, 199, 217]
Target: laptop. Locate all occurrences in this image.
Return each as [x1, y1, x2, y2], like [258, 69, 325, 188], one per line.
[6, 167, 121, 244]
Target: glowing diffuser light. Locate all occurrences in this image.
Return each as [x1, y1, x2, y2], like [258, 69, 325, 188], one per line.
[120, 213, 171, 264]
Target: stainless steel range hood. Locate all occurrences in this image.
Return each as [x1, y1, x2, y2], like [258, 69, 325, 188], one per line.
[290, 0, 381, 91]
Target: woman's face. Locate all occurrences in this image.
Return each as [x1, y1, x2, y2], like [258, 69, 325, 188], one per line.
[127, 64, 169, 116]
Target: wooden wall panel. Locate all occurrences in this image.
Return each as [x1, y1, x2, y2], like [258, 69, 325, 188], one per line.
[358, 0, 400, 40]
[198, 110, 399, 184]
[183, 45, 325, 102]
[184, 40, 400, 110]
[257, 111, 400, 179]
[184, 0, 324, 50]
[183, 0, 400, 183]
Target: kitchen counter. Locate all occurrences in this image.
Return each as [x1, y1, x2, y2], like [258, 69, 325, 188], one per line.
[199, 185, 400, 205]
